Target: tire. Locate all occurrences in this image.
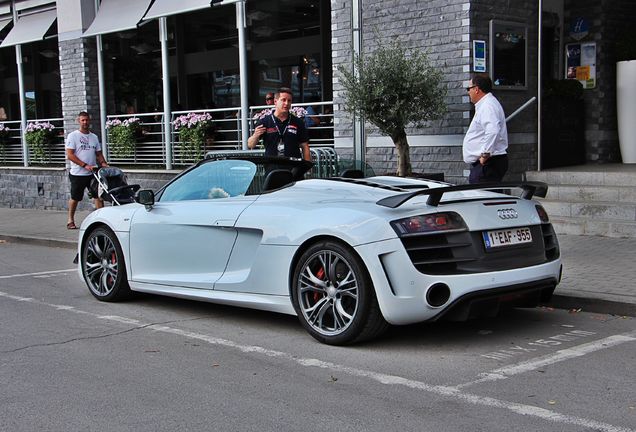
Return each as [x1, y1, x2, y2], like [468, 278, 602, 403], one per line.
[81, 227, 131, 301]
[291, 240, 388, 345]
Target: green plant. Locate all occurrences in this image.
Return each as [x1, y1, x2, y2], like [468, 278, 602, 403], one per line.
[338, 40, 447, 176]
[173, 112, 214, 163]
[25, 121, 55, 163]
[106, 117, 141, 157]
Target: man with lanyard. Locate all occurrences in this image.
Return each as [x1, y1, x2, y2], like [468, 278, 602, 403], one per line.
[462, 73, 509, 184]
[248, 87, 310, 161]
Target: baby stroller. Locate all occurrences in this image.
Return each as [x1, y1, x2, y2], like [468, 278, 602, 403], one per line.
[90, 167, 140, 205]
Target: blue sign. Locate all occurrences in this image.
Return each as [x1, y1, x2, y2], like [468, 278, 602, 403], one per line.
[569, 17, 589, 41]
[473, 40, 486, 72]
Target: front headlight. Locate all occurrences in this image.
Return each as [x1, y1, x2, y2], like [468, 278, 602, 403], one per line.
[391, 212, 468, 236]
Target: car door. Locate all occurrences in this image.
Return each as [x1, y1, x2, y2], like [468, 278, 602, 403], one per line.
[128, 159, 258, 290]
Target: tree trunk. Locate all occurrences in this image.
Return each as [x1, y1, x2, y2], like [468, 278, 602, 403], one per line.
[392, 129, 412, 177]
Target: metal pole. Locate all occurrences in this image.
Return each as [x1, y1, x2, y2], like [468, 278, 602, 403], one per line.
[95, 0, 108, 159]
[236, 1, 249, 150]
[16, 43, 27, 167]
[537, 0, 543, 171]
[160, 17, 173, 169]
[12, 0, 27, 166]
[351, 0, 365, 166]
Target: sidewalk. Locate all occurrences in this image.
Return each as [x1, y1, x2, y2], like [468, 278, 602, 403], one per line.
[0, 207, 634, 317]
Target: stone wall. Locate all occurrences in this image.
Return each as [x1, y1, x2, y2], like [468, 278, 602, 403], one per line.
[0, 168, 177, 210]
[58, 38, 101, 140]
[331, 0, 541, 182]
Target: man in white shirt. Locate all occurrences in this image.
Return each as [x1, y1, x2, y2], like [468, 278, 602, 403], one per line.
[462, 74, 509, 183]
[65, 111, 108, 229]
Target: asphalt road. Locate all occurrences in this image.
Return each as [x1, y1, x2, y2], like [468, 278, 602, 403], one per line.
[1, 241, 635, 432]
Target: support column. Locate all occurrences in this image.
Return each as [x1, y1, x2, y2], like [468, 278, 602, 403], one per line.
[159, 17, 173, 169]
[58, 38, 101, 140]
[15, 44, 27, 166]
[57, 0, 100, 142]
[11, 2, 28, 166]
[351, 0, 365, 165]
[236, 0, 249, 150]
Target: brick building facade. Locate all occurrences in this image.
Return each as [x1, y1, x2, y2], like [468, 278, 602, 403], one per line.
[1, 0, 635, 209]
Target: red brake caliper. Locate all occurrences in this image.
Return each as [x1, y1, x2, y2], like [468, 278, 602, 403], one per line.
[314, 267, 325, 302]
[109, 252, 116, 284]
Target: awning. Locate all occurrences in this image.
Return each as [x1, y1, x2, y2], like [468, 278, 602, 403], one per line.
[83, 0, 153, 38]
[0, 8, 56, 48]
[144, 0, 215, 21]
[0, 17, 11, 34]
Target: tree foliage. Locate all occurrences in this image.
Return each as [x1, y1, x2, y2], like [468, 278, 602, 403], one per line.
[338, 41, 447, 176]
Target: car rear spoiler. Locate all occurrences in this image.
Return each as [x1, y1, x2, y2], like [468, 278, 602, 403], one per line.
[376, 181, 548, 208]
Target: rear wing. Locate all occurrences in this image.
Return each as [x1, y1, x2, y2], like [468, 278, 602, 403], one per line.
[376, 181, 548, 208]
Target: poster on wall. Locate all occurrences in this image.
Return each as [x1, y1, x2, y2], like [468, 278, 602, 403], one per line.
[565, 42, 596, 89]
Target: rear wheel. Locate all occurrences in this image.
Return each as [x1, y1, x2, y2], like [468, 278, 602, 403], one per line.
[292, 241, 388, 345]
[82, 227, 130, 301]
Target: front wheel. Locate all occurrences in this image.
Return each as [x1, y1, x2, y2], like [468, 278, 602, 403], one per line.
[81, 227, 131, 301]
[291, 241, 388, 345]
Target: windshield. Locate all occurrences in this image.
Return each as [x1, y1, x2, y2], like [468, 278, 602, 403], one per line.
[159, 159, 258, 202]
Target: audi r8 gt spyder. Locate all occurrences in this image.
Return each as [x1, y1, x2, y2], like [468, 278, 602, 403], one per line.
[77, 155, 561, 345]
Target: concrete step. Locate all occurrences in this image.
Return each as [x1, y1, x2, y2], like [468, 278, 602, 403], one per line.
[549, 216, 636, 238]
[542, 184, 636, 203]
[539, 199, 636, 222]
[526, 169, 636, 187]
[526, 166, 636, 238]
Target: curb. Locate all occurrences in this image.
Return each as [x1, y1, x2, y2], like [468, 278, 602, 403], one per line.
[0, 234, 77, 250]
[548, 294, 636, 318]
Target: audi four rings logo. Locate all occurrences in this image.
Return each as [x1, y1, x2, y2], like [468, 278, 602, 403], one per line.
[497, 208, 518, 219]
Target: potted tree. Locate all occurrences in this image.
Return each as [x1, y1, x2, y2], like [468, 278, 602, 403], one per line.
[338, 41, 447, 177]
[616, 30, 636, 163]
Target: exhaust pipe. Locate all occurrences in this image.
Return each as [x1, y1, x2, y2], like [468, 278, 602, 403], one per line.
[426, 283, 451, 307]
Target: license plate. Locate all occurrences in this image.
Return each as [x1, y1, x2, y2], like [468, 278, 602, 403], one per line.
[483, 227, 532, 249]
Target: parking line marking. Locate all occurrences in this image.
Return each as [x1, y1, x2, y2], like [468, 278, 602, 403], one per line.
[456, 331, 636, 389]
[1, 290, 634, 432]
[0, 268, 76, 279]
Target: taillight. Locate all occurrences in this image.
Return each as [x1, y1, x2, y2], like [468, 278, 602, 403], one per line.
[391, 212, 467, 236]
[535, 205, 550, 223]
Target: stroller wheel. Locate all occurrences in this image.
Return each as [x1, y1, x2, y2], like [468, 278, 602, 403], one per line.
[81, 227, 131, 301]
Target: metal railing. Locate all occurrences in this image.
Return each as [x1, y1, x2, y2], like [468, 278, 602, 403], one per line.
[0, 102, 334, 169]
[104, 102, 334, 168]
[0, 118, 65, 166]
[0, 120, 24, 165]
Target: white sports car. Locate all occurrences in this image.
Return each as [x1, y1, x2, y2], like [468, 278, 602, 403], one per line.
[77, 155, 562, 345]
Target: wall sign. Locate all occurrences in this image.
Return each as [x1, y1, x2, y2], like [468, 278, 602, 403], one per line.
[566, 42, 596, 89]
[569, 17, 589, 41]
[473, 40, 486, 72]
[489, 20, 527, 90]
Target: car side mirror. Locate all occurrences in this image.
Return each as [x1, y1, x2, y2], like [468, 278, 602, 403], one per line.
[135, 189, 155, 211]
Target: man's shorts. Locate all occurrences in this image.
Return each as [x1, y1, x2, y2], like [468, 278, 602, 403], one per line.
[69, 174, 94, 201]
